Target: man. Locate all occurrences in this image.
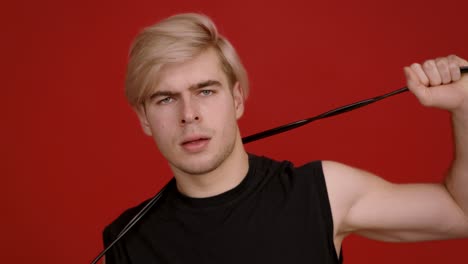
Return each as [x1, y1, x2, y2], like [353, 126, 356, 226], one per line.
[103, 13, 468, 263]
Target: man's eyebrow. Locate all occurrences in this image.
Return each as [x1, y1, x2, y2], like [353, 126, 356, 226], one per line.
[190, 80, 222, 90]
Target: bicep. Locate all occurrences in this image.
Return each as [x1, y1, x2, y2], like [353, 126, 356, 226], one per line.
[322, 161, 468, 242]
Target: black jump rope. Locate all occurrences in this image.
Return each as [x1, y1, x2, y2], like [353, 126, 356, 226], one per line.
[91, 66, 468, 264]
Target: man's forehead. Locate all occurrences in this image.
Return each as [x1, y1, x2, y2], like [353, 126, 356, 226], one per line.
[150, 50, 228, 92]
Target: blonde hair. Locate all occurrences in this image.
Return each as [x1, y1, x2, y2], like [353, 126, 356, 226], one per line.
[125, 13, 249, 106]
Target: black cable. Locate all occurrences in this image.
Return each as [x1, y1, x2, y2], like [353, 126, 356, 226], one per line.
[242, 86, 409, 143]
[90, 182, 171, 264]
[90, 66, 468, 264]
[243, 66, 468, 143]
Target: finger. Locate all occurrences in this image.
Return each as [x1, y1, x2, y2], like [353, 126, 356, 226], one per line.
[448, 55, 462, 81]
[435, 57, 451, 84]
[404, 66, 432, 106]
[447, 54, 468, 66]
[410, 63, 429, 86]
[423, 59, 442, 86]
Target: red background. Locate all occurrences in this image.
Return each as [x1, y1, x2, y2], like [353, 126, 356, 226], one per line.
[2, 0, 468, 263]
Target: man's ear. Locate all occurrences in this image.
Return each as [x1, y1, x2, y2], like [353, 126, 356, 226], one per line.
[134, 104, 153, 136]
[232, 82, 245, 119]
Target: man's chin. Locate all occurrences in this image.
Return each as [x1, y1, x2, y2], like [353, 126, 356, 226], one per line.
[170, 155, 221, 176]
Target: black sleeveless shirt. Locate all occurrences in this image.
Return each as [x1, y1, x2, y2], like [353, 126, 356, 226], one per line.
[103, 154, 342, 263]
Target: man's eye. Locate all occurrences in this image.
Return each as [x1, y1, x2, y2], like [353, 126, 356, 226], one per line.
[200, 90, 213, 96]
[158, 97, 174, 104]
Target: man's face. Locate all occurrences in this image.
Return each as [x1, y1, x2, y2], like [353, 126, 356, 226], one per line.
[136, 48, 244, 176]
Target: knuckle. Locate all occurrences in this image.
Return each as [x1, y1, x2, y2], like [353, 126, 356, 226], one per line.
[423, 60, 434, 70]
[410, 63, 420, 70]
[448, 54, 458, 60]
[435, 58, 447, 66]
[449, 62, 459, 70]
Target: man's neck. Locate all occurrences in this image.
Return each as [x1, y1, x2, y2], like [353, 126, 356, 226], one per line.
[172, 141, 249, 198]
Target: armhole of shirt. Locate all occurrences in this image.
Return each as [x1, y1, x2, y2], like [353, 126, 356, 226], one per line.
[312, 161, 343, 263]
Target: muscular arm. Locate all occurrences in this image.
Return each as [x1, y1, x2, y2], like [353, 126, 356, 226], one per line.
[409, 55, 468, 218]
[325, 55, 468, 243]
[445, 112, 468, 217]
[324, 161, 468, 242]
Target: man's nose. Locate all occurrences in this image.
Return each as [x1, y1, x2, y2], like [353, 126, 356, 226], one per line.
[180, 97, 200, 125]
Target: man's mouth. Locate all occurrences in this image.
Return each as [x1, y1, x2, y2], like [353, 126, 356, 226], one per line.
[181, 137, 211, 152]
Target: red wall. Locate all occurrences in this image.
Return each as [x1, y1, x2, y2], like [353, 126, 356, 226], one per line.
[3, 0, 468, 263]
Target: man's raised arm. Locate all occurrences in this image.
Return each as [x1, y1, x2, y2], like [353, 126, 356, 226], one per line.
[323, 55, 468, 246]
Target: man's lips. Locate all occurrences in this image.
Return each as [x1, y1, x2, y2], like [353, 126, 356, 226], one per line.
[180, 136, 211, 152]
[181, 136, 210, 145]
